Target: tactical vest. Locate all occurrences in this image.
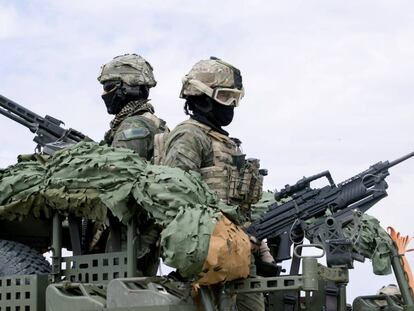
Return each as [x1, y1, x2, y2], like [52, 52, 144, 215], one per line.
[153, 131, 168, 166]
[186, 119, 264, 207]
[139, 112, 169, 163]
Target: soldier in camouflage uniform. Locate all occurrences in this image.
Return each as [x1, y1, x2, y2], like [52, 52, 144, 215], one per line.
[163, 57, 272, 311]
[98, 53, 168, 161]
[97, 54, 168, 276]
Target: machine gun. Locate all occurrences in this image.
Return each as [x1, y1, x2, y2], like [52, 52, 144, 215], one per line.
[0, 94, 89, 154]
[247, 151, 414, 267]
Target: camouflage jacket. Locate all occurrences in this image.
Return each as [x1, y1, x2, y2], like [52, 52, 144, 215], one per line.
[163, 118, 215, 171]
[104, 100, 168, 161]
[163, 118, 264, 215]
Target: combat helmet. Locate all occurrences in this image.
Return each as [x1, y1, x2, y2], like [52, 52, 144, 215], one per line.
[97, 53, 156, 87]
[180, 57, 244, 107]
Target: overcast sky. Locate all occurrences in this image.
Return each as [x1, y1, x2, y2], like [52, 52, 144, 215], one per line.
[1, 0, 413, 301]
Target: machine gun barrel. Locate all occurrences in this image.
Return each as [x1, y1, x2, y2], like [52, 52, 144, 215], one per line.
[388, 151, 414, 168]
[0, 94, 46, 124]
[0, 105, 38, 132]
[0, 94, 89, 153]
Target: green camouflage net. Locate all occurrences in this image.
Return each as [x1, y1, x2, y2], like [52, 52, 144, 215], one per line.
[250, 191, 292, 221]
[344, 213, 393, 275]
[250, 191, 276, 221]
[0, 142, 238, 277]
[0, 154, 49, 220]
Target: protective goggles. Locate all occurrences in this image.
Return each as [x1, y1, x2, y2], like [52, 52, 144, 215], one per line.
[186, 79, 244, 107]
[102, 80, 122, 93]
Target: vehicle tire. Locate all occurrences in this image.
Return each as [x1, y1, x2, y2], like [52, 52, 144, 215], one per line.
[0, 239, 51, 276]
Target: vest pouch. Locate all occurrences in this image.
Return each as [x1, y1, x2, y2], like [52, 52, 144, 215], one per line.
[229, 160, 264, 205]
[246, 159, 264, 204]
[200, 165, 232, 201]
[251, 173, 264, 203]
[229, 167, 249, 201]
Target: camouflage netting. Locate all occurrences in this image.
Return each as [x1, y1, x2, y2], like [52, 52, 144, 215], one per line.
[250, 191, 276, 221]
[344, 213, 394, 275]
[0, 155, 48, 219]
[0, 142, 241, 277]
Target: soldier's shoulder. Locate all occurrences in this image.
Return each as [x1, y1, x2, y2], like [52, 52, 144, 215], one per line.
[122, 113, 152, 125]
[163, 119, 212, 169]
[113, 114, 157, 142]
[169, 119, 209, 141]
[140, 112, 168, 131]
[175, 119, 210, 134]
[120, 113, 162, 133]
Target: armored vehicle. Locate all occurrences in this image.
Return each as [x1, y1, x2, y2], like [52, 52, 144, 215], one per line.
[0, 94, 413, 311]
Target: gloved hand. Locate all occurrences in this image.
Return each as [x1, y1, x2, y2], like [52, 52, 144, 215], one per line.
[259, 240, 274, 263]
[249, 235, 261, 253]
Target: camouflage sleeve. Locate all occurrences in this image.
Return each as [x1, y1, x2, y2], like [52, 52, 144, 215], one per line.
[112, 115, 158, 160]
[163, 124, 211, 171]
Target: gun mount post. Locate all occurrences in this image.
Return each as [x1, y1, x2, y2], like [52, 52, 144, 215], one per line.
[51, 213, 63, 283]
[127, 218, 138, 277]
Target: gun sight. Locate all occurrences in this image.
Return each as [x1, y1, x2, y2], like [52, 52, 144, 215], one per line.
[275, 170, 335, 201]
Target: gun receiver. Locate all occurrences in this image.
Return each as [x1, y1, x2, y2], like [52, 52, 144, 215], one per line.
[0, 94, 89, 154]
[247, 151, 414, 265]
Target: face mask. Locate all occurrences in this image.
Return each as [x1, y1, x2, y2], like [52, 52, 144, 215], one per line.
[101, 88, 124, 114]
[187, 96, 235, 129]
[211, 101, 234, 126]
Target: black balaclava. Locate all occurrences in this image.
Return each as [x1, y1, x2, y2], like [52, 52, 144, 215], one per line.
[101, 81, 149, 115]
[185, 95, 234, 135]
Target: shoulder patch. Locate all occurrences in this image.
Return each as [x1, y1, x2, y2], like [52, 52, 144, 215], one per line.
[119, 127, 150, 141]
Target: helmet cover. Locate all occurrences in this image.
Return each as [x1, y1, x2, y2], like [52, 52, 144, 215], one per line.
[97, 53, 156, 87]
[180, 57, 244, 101]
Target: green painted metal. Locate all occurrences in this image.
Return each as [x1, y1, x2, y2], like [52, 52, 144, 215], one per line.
[60, 252, 128, 284]
[106, 277, 195, 309]
[127, 218, 137, 278]
[46, 283, 106, 311]
[338, 284, 348, 311]
[0, 274, 49, 311]
[51, 213, 62, 283]
[390, 245, 414, 308]
[353, 294, 403, 311]
[2, 195, 413, 311]
[302, 257, 319, 291]
[226, 275, 308, 294]
[101, 306, 196, 310]
[227, 256, 320, 295]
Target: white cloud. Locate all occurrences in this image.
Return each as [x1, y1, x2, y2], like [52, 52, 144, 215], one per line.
[0, 4, 18, 38]
[1, 0, 414, 302]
